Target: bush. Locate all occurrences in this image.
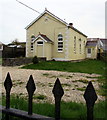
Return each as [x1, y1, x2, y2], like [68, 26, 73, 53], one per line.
[32, 56, 39, 64]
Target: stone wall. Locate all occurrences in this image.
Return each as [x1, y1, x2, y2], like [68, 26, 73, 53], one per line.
[2, 58, 33, 66]
[2, 57, 46, 66]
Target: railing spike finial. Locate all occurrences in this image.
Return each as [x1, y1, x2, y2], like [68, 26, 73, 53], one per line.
[4, 72, 13, 109]
[26, 75, 36, 95]
[26, 75, 36, 115]
[4, 72, 13, 93]
[52, 78, 64, 99]
[84, 81, 98, 120]
[52, 78, 64, 120]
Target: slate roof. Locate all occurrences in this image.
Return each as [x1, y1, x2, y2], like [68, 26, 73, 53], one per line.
[87, 38, 100, 41]
[0, 41, 3, 45]
[100, 39, 107, 45]
[86, 41, 98, 47]
[34, 34, 53, 43]
[100, 39, 107, 51]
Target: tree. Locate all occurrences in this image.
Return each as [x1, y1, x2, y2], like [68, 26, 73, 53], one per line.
[11, 38, 19, 45]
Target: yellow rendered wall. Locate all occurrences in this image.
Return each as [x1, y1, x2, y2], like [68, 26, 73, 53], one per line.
[26, 12, 87, 60]
[68, 29, 87, 60]
[86, 46, 97, 59]
[44, 43, 52, 60]
[26, 13, 66, 59]
[33, 38, 52, 60]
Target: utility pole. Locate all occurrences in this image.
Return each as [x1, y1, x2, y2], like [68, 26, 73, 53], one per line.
[105, 1, 107, 38]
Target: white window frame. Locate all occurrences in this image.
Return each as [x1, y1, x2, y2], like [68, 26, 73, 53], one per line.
[37, 40, 44, 46]
[31, 42, 33, 51]
[31, 36, 35, 51]
[88, 48, 91, 54]
[58, 34, 63, 52]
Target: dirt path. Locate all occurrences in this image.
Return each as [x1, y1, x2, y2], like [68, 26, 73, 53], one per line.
[0, 66, 105, 103]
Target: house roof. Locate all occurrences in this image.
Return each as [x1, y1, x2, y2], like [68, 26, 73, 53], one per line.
[0, 41, 3, 45]
[0, 41, 6, 46]
[86, 41, 98, 47]
[8, 42, 26, 48]
[87, 38, 100, 41]
[25, 9, 87, 37]
[100, 39, 107, 45]
[34, 34, 53, 43]
[100, 39, 107, 50]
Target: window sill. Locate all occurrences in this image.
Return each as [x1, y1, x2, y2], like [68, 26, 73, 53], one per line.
[37, 44, 43, 46]
[58, 51, 63, 53]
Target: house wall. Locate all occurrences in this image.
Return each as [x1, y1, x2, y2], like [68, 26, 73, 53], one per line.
[44, 43, 52, 60]
[86, 46, 97, 59]
[68, 29, 87, 60]
[26, 13, 66, 59]
[26, 12, 87, 60]
[33, 38, 52, 60]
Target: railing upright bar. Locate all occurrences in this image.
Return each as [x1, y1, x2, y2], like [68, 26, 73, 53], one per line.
[52, 78, 64, 120]
[4, 72, 13, 120]
[84, 81, 98, 120]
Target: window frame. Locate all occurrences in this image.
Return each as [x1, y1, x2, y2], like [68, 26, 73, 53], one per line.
[31, 42, 33, 51]
[37, 41, 43, 45]
[31, 35, 35, 51]
[58, 34, 63, 52]
[0, 45, 3, 51]
[74, 36, 76, 54]
[87, 48, 91, 54]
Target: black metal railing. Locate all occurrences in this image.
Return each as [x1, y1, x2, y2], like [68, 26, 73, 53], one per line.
[0, 72, 98, 120]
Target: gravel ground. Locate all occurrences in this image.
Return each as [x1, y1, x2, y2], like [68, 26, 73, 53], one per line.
[0, 66, 105, 103]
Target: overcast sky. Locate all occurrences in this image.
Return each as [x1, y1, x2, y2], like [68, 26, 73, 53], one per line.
[0, 0, 106, 44]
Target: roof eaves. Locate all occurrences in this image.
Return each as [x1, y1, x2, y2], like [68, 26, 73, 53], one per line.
[25, 11, 46, 29]
[33, 35, 46, 43]
[69, 26, 87, 37]
[33, 35, 53, 43]
[45, 10, 68, 26]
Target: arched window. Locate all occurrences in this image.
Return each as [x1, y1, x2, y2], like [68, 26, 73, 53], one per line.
[31, 35, 35, 51]
[31, 35, 35, 42]
[58, 34, 63, 52]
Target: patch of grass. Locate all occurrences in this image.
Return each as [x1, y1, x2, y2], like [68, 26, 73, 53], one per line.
[33, 94, 47, 100]
[49, 75, 57, 78]
[36, 82, 46, 87]
[76, 87, 86, 91]
[48, 83, 53, 87]
[68, 75, 73, 78]
[86, 76, 98, 79]
[1, 95, 106, 119]
[13, 80, 24, 87]
[72, 80, 78, 83]
[96, 75, 107, 97]
[74, 84, 78, 87]
[21, 60, 105, 75]
[62, 83, 71, 87]
[42, 73, 50, 77]
[77, 79, 89, 84]
[65, 89, 69, 91]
